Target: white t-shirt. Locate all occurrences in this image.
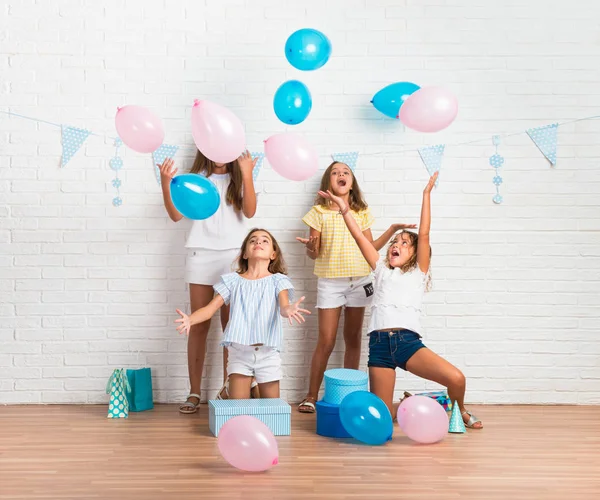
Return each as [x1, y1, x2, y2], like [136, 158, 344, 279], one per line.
[368, 258, 428, 336]
[185, 173, 249, 250]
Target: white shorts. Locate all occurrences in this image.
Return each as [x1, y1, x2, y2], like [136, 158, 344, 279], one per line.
[316, 275, 374, 309]
[185, 248, 238, 286]
[226, 343, 282, 384]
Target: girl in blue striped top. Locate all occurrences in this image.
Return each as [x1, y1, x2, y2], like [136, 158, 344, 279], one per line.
[175, 229, 310, 399]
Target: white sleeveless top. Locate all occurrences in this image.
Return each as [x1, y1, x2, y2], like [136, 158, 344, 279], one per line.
[368, 258, 428, 336]
[185, 173, 248, 250]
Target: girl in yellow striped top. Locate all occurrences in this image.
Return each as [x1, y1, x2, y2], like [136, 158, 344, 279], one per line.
[297, 162, 415, 413]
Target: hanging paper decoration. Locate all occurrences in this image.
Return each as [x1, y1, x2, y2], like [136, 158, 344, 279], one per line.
[331, 151, 359, 172]
[152, 144, 179, 185]
[526, 123, 558, 166]
[489, 135, 504, 205]
[418, 144, 445, 186]
[60, 125, 91, 167]
[251, 152, 265, 182]
[109, 138, 124, 207]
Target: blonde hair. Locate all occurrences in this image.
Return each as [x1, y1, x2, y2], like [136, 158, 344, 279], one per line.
[314, 162, 368, 212]
[189, 150, 243, 211]
[236, 228, 287, 275]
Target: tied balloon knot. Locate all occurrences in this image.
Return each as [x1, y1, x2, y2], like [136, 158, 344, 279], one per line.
[272, 457, 279, 466]
[193, 99, 201, 107]
[116, 106, 122, 112]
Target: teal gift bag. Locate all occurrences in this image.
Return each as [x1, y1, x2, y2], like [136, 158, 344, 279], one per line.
[126, 368, 154, 412]
[106, 368, 131, 419]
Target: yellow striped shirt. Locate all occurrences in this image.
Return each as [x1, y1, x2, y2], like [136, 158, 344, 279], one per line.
[302, 205, 375, 278]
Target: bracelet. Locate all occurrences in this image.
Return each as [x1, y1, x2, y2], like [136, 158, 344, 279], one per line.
[339, 206, 349, 216]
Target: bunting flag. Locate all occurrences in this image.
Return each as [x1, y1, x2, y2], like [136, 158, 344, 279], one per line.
[526, 123, 558, 166]
[152, 144, 179, 184]
[60, 125, 91, 167]
[251, 152, 265, 182]
[418, 144, 445, 185]
[331, 151, 359, 172]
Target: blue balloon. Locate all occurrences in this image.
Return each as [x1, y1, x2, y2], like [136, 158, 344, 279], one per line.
[371, 82, 421, 119]
[285, 29, 331, 71]
[273, 80, 312, 125]
[170, 174, 220, 220]
[339, 391, 393, 446]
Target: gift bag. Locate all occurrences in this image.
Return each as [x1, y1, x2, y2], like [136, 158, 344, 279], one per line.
[416, 390, 453, 412]
[106, 368, 131, 419]
[126, 367, 154, 412]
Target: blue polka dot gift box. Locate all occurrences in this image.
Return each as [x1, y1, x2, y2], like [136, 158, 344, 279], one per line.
[323, 368, 368, 405]
[106, 368, 131, 419]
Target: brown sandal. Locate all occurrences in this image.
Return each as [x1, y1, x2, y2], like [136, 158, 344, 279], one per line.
[298, 397, 316, 414]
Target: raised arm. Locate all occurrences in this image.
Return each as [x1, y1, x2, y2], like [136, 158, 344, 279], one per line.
[317, 190, 379, 270]
[238, 150, 258, 218]
[158, 158, 183, 222]
[175, 294, 225, 335]
[417, 172, 438, 273]
[279, 290, 311, 325]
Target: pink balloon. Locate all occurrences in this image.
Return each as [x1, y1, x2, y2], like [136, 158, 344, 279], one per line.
[264, 133, 318, 181]
[114, 105, 164, 153]
[399, 87, 458, 133]
[397, 395, 448, 444]
[191, 100, 246, 164]
[217, 416, 279, 472]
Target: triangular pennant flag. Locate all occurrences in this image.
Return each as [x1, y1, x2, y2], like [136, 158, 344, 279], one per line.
[152, 144, 179, 184]
[251, 152, 265, 182]
[448, 400, 466, 434]
[331, 151, 359, 172]
[526, 123, 558, 166]
[418, 144, 445, 185]
[61, 126, 91, 167]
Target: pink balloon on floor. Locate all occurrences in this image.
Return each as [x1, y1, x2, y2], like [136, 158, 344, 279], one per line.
[191, 100, 246, 164]
[264, 133, 318, 181]
[397, 395, 448, 444]
[217, 416, 279, 472]
[399, 87, 458, 133]
[115, 105, 165, 153]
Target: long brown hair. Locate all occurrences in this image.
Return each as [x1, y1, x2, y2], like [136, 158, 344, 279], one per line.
[387, 230, 432, 291]
[314, 162, 368, 211]
[189, 150, 243, 211]
[236, 228, 287, 275]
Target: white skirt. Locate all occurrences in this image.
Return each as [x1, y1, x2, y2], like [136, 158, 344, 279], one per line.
[185, 248, 239, 286]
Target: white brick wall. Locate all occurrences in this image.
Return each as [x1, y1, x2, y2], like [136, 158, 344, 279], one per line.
[1, 0, 600, 405]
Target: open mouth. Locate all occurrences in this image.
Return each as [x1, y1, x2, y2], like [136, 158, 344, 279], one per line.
[391, 248, 400, 258]
[337, 179, 347, 187]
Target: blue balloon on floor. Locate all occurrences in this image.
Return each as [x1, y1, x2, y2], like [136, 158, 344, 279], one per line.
[371, 82, 421, 119]
[339, 391, 393, 446]
[285, 29, 331, 71]
[170, 174, 220, 220]
[273, 80, 312, 125]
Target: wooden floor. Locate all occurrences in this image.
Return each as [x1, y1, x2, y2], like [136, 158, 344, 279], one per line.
[0, 405, 598, 500]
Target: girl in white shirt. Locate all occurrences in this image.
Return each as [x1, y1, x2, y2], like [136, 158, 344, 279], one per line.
[319, 172, 483, 429]
[158, 150, 259, 413]
[175, 229, 310, 398]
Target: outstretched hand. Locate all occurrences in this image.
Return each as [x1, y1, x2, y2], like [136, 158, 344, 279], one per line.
[317, 190, 348, 213]
[175, 308, 191, 336]
[238, 150, 258, 177]
[296, 235, 319, 253]
[280, 296, 311, 325]
[158, 158, 177, 182]
[424, 172, 439, 194]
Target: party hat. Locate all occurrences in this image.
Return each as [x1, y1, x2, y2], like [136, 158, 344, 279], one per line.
[448, 400, 466, 433]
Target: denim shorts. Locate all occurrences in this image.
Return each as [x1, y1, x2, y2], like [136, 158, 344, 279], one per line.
[367, 330, 426, 371]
